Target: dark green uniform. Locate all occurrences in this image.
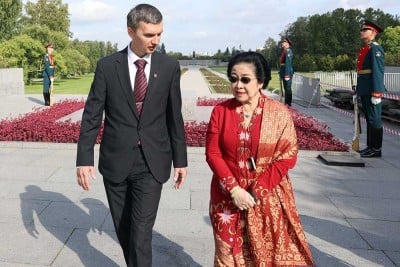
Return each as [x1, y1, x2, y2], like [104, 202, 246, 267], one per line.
[279, 47, 293, 105]
[43, 52, 55, 106]
[356, 39, 385, 156]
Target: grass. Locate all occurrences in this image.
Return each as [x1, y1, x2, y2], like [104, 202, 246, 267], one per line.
[210, 66, 282, 94]
[25, 74, 94, 94]
[25, 68, 285, 95]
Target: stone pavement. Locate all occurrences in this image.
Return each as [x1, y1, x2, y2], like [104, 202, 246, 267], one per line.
[0, 66, 399, 266]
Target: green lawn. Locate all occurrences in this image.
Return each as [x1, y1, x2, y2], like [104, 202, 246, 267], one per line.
[25, 69, 284, 95]
[210, 66, 281, 93]
[25, 74, 94, 94]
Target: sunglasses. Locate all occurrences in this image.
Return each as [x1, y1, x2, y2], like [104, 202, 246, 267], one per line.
[360, 27, 374, 32]
[228, 76, 257, 84]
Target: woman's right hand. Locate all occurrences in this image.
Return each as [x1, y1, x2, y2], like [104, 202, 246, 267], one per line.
[230, 186, 256, 210]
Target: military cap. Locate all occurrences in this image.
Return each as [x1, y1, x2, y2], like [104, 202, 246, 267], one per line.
[362, 19, 384, 33]
[282, 37, 292, 46]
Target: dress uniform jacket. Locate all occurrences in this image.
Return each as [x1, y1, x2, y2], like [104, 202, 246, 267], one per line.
[356, 40, 385, 96]
[43, 54, 55, 93]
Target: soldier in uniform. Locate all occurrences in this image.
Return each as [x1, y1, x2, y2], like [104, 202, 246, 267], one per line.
[356, 20, 385, 158]
[42, 44, 55, 106]
[279, 37, 294, 106]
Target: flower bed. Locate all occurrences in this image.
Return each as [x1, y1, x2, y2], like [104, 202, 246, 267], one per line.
[200, 68, 231, 94]
[0, 98, 349, 151]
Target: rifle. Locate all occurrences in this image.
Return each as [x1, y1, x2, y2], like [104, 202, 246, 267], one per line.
[49, 80, 54, 106]
[350, 71, 361, 151]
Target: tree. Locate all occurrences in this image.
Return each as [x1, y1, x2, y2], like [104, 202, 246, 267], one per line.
[260, 37, 278, 68]
[283, 17, 310, 56]
[381, 26, 400, 54]
[280, 7, 400, 68]
[21, 24, 69, 50]
[222, 47, 230, 62]
[62, 48, 90, 75]
[0, 0, 22, 41]
[0, 34, 44, 82]
[157, 43, 166, 54]
[24, 0, 70, 37]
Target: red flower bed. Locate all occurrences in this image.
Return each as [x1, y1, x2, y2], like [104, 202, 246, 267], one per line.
[291, 108, 349, 151]
[0, 98, 349, 151]
[196, 97, 228, 106]
[184, 121, 208, 147]
[0, 99, 97, 143]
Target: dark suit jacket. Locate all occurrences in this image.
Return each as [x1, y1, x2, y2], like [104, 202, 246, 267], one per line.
[76, 48, 188, 183]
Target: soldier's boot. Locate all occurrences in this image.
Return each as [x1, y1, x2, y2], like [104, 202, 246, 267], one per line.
[285, 93, 292, 106]
[359, 126, 371, 154]
[44, 93, 50, 106]
[361, 127, 382, 158]
[43, 93, 48, 106]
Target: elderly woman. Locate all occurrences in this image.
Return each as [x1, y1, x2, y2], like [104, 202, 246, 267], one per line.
[206, 51, 314, 266]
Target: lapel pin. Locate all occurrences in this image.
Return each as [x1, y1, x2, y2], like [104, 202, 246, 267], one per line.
[154, 73, 158, 78]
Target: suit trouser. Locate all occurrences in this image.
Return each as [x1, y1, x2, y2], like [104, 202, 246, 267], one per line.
[103, 147, 162, 267]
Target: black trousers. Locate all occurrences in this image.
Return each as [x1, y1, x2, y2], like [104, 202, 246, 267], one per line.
[103, 147, 162, 267]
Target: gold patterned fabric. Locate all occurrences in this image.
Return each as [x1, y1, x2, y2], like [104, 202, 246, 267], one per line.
[207, 95, 314, 266]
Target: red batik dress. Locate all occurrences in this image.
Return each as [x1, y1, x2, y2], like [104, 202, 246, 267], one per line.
[206, 94, 314, 266]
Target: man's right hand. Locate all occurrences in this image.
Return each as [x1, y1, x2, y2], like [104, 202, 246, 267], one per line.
[76, 166, 96, 191]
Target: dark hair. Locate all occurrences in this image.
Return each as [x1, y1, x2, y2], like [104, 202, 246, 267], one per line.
[127, 4, 163, 29]
[227, 52, 271, 89]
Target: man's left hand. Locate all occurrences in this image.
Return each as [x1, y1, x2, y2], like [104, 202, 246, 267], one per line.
[173, 167, 187, 189]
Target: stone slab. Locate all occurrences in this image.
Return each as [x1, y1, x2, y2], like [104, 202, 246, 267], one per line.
[317, 151, 365, 167]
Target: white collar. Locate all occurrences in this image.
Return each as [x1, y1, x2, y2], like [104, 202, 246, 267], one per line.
[128, 44, 151, 65]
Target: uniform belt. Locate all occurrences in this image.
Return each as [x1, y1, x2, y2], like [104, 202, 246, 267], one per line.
[358, 69, 372, 74]
[280, 63, 285, 66]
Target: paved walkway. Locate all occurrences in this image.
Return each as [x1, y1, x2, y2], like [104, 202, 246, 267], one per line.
[0, 66, 399, 266]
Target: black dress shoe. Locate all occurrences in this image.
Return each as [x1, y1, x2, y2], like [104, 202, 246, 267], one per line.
[358, 147, 370, 154]
[360, 149, 381, 158]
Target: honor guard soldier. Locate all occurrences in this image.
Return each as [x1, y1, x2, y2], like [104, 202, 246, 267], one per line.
[356, 20, 385, 158]
[279, 37, 294, 106]
[43, 44, 55, 106]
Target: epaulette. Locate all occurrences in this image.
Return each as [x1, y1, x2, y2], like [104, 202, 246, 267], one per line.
[372, 41, 379, 45]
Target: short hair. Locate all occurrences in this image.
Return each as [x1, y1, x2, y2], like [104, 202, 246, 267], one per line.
[127, 4, 163, 29]
[227, 52, 271, 89]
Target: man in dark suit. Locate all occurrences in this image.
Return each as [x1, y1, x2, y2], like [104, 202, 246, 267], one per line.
[279, 37, 294, 106]
[356, 19, 385, 158]
[76, 4, 188, 266]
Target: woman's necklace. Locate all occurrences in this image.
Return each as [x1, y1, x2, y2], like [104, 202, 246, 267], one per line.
[243, 111, 252, 118]
[243, 104, 257, 119]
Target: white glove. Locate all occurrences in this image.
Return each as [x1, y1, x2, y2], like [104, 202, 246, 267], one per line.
[371, 97, 381, 105]
[50, 77, 54, 83]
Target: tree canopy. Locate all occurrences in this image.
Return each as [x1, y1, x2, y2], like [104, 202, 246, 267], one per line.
[1, 2, 399, 83]
[259, 8, 400, 71]
[0, 0, 22, 41]
[0, 0, 118, 83]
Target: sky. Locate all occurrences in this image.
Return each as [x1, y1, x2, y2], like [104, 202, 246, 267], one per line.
[25, 0, 400, 55]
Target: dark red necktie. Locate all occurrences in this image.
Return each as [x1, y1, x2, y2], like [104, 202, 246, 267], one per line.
[134, 59, 147, 115]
